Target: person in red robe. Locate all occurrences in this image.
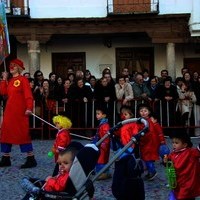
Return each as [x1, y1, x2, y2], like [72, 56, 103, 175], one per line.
[112, 105, 145, 200]
[93, 106, 111, 180]
[164, 129, 200, 200]
[0, 58, 37, 168]
[137, 104, 160, 180]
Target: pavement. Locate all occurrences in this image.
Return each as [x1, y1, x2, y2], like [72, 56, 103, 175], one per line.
[0, 137, 200, 200]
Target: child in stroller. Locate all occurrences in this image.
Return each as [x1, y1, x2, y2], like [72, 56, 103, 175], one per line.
[21, 141, 99, 200]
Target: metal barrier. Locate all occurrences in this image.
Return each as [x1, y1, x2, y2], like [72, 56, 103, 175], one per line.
[1, 99, 200, 139]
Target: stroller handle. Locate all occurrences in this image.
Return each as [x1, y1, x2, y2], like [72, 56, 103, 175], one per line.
[96, 117, 148, 147]
[121, 117, 148, 128]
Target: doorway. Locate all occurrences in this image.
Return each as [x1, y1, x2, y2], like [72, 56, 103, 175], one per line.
[184, 58, 200, 74]
[52, 52, 86, 78]
[116, 47, 154, 78]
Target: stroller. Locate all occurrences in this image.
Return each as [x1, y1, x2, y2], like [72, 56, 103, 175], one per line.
[21, 117, 149, 200]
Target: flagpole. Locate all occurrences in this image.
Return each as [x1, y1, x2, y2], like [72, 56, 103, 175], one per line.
[3, 59, 6, 72]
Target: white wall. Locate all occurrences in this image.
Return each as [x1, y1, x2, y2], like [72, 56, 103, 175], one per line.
[159, 0, 191, 14]
[29, 0, 107, 18]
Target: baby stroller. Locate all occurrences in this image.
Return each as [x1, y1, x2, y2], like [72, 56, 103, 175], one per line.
[21, 117, 149, 200]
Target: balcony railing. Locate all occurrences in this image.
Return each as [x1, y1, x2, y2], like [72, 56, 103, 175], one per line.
[3, 0, 30, 17]
[107, 0, 159, 15]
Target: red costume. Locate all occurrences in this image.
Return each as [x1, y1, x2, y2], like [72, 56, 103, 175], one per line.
[43, 172, 69, 192]
[0, 75, 33, 144]
[152, 121, 166, 144]
[120, 122, 139, 147]
[138, 118, 160, 161]
[53, 129, 71, 162]
[97, 122, 110, 164]
[168, 147, 200, 199]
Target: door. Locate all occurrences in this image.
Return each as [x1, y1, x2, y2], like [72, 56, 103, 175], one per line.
[116, 47, 154, 78]
[52, 52, 86, 79]
[184, 58, 200, 74]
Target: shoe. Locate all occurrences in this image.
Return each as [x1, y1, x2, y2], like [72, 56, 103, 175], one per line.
[97, 173, 112, 180]
[21, 156, 37, 169]
[147, 172, 157, 181]
[0, 156, 11, 167]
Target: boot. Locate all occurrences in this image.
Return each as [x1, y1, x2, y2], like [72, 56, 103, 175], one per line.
[0, 156, 11, 167]
[21, 156, 37, 169]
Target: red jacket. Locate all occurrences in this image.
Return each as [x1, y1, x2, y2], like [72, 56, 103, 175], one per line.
[53, 129, 71, 162]
[43, 172, 69, 192]
[120, 122, 139, 147]
[97, 122, 110, 164]
[152, 121, 166, 144]
[168, 147, 200, 199]
[138, 118, 160, 161]
[0, 76, 33, 144]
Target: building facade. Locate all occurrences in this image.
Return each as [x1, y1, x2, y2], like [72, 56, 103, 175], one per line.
[1, 0, 200, 80]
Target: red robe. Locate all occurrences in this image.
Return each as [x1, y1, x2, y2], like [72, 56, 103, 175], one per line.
[120, 122, 139, 147]
[138, 118, 160, 161]
[53, 129, 71, 162]
[43, 172, 69, 192]
[168, 147, 200, 199]
[0, 75, 33, 144]
[153, 121, 166, 144]
[97, 123, 110, 164]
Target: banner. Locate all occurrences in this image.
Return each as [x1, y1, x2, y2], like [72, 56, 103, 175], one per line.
[0, 2, 10, 65]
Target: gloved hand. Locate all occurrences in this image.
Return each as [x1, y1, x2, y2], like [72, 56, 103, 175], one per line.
[159, 144, 170, 158]
[92, 135, 99, 144]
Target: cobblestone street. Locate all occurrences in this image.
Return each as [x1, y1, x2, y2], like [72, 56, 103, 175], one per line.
[0, 138, 199, 200]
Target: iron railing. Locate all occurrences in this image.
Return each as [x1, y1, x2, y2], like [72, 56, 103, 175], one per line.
[1, 98, 200, 139]
[3, 0, 30, 16]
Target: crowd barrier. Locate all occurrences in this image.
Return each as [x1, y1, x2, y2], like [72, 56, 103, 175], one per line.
[0, 99, 200, 139]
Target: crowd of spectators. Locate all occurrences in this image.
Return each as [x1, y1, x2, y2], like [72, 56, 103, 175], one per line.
[1, 66, 200, 137]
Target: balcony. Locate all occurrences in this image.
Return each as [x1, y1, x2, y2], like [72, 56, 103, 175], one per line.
[107, 0, 159, 15]
[2, 0, 30, 17]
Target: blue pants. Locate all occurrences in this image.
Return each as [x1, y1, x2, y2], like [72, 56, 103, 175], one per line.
[95, 163, 110, 174]
[145, 160, 156, 174]
[1, 143, 33, 153]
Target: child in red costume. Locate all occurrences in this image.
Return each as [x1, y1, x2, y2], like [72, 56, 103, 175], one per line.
[93, 106, 111, 180]
[48, 115, 72, 176]
[48, 115, 72, 162]
[119, 105, 139, 148]
[137, 104, 160, 180]
[112, 105, 145, 200]
[21, 143, 83, 200]
[43, 147, 75, 192]
[0, 58, 37, 168]
[164, 129, 200, 200]
[112, 105, 139, 157]
[150, 113, 170, 163]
